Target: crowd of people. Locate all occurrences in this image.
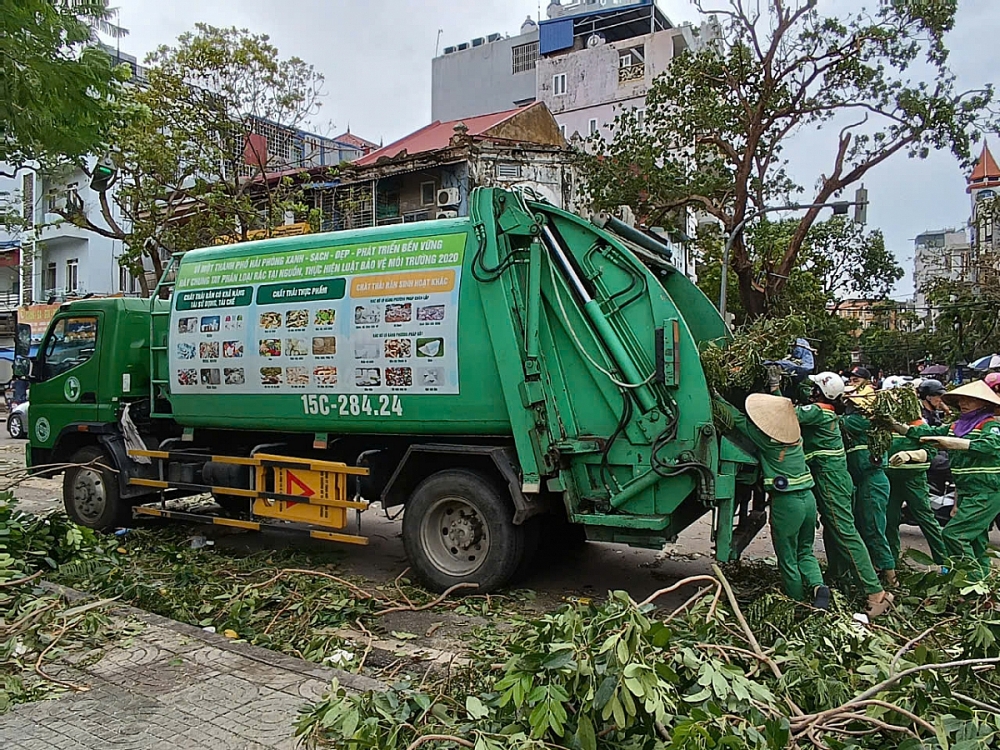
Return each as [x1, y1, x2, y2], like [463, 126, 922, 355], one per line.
[715, 362, 1000, 618]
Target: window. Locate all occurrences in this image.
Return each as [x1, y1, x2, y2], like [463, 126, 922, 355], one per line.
[44, 263, 56, 294]
[636, 108, 646, 128]
[552, 73, 567, 96]
[66, 259, 79, 293]
[497, 162, 523, 180]
[511, 41, 539, 74]
[618, 45, 645, 85]
[41, 316, 98, 381]
[421, 181, 436, 206]
[559, 124, 567, 138]
[588, 118, 599, 136]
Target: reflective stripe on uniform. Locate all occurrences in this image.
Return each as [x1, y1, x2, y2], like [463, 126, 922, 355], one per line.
[764, 473, 813, 488]
[847, 445, 869, 454]
[886, 464, 931, 471]
[952, 467, 1000, 475]
[804, 448, 846, 461]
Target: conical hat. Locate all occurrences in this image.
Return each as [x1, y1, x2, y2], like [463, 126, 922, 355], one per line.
[942, 380, 1000, 408]
[745, 394, 801, 444]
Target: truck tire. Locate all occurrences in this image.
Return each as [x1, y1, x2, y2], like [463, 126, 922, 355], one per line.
[63, 446, 125, 531]
[402, 469, 524, 594]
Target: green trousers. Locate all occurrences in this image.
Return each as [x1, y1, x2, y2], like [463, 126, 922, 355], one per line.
[852, 470, 895, 572]
[885, 469, 947, 565]
[809, 459, 883, 595]
[769, 488, 825, 601]
[943, 490, 1000, 580]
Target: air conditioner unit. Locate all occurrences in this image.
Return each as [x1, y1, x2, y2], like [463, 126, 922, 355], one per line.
[437, 187, 460, 207]
[436, 210, 459, 220]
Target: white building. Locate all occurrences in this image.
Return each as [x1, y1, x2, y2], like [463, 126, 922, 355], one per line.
[912, 228, 971, 313]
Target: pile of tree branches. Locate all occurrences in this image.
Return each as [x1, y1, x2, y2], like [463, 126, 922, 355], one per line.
[700, 316, 806, 393]
[0, 493, 125, 712]
[296, 560, 1000, 749]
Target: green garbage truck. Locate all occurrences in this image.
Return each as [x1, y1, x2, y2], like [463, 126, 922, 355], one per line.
[19, 188, 761, 592]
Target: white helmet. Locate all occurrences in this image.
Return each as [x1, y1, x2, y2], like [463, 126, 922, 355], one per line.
[809, 371, 847, 400]
[881, 375, 907, 390]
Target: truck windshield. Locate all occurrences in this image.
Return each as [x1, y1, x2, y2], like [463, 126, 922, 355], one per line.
[40, 317, 98, 381]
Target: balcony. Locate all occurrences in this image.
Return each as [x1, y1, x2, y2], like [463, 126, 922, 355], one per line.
[618, 63, 645, 85]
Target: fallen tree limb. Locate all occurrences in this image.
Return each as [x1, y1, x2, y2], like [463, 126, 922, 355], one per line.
[0, 570, 44, 588]
[375, 582, 479, 617]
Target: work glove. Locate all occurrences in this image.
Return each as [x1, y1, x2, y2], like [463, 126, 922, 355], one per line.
[920, 436, 971, 451]
[766, 365, 783, 392]
[888, 449, 928, 466]
[891, 421, 911, 435]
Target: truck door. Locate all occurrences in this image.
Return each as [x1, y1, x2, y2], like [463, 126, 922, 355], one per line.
[29, 314, 102, 448]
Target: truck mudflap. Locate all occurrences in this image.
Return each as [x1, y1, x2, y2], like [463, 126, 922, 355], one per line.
[379, 443, 545, 524]
[127, 449, 372, 545]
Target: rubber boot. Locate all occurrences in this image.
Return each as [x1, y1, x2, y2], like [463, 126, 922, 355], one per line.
[812, 585, 831, 610]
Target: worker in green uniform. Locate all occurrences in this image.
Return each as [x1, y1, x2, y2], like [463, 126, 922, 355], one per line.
[881, 383, 948, 566]
[784, 371, 892, 617]
[841, 396, 897, 586]
[898, 380, 1000, 579]
[714, 393, 829, 607]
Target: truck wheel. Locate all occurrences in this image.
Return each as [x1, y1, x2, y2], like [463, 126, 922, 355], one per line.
[402, 469, 524, 594]
[63, 446, 124, 531]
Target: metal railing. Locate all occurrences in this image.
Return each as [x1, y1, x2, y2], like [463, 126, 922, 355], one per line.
[618, 64, 645, 85]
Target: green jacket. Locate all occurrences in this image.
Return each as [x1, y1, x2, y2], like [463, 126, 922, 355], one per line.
[909, 416, 1000, 495]
[714, 398, 814, 493]
[795, 403, 846, 463]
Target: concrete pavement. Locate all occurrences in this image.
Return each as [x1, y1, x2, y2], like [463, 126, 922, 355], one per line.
[0, 586, 381, 750]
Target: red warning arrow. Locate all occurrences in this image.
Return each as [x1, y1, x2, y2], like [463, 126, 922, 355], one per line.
[285, 470, 315, 498]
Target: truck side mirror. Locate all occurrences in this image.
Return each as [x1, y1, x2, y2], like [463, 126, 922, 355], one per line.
[15, 324, 31, 358]
[13, 356, 31, 379]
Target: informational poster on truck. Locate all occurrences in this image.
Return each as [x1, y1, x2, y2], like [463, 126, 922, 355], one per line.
[169, 233, 465, 398]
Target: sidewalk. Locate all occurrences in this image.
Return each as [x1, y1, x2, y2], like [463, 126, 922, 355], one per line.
[0, 587, 382, 750]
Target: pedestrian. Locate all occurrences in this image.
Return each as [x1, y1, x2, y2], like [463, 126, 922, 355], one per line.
[9, 376, 28, 409]
[900, 380, 1000, 580]
[714, 393, 829, 607]
[780, 370, 892, 616]
[880, 383, 948, 567]
[842, 394, 897, 586]
[985, 372, 1000, 397]
[847, 366, 876, 408]
[916, 378, 949, 426]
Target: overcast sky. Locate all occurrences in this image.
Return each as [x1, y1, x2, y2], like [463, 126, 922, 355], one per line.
[111, 0, 1000, 298]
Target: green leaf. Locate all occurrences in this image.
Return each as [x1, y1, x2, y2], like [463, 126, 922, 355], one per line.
[465, 696, 489, 720]
[390, 631, 419, 640]
[576, 715, 597, 750]
[543, 650, 574, 670]
[594, 676, 617, 709]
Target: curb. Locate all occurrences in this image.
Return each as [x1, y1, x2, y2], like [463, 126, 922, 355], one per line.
[41, 581, 386, 694]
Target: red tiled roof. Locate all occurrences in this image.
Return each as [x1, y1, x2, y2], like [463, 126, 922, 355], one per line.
[333, 131, 379, 152]
[354, 106, 530, 166]
[969, 143, 1000, 183]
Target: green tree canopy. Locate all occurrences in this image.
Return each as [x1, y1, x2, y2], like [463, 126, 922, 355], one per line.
[696, 216, 901, 369]
[58, 24, 328, 295]
[0, 0, 125, 175]
[586, 0, 993, 319]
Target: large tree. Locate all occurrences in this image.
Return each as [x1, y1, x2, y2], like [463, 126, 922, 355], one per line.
[57, 24, 328, 295]
[0, 0, 125, 175]
[696, 216, 901, 368]
[586, 0, 993, 318]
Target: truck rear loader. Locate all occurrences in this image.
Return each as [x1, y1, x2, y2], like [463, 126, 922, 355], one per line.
[20, 188, 761, 592]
